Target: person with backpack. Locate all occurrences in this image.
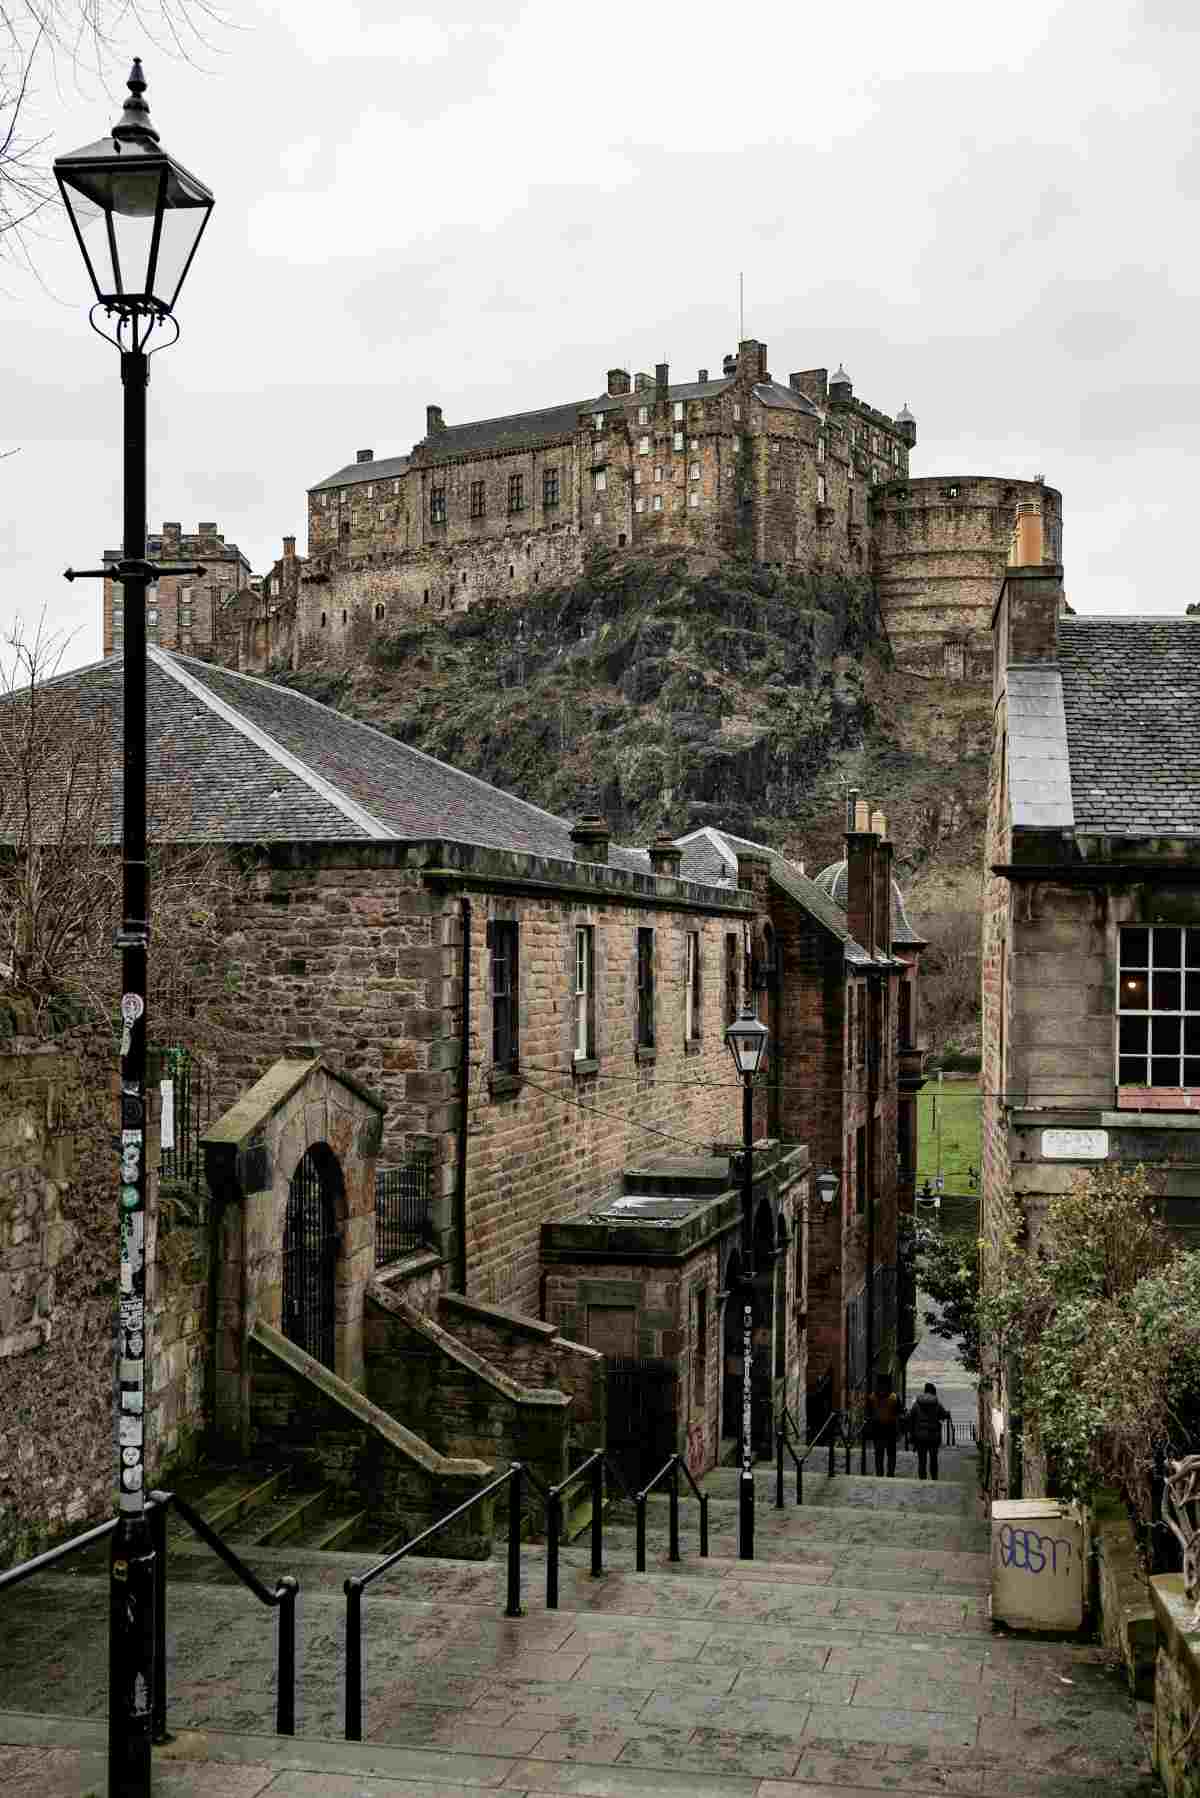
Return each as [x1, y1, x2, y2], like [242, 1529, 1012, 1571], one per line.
[868, 1375, 903, 1476]
[906, 1381, 951, 1481]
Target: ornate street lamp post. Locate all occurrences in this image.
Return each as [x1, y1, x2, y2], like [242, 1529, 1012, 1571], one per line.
[725, 1001, 769, 1561]
[54, 61, 213, 1798]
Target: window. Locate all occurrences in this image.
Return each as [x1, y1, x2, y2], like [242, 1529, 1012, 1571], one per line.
[320, 611, 327, 628]
[593, 511, 602, 526]
[732, 403, 741, 421]
[685, 931, 701, 1041]
[544, 467, 560, 507]
[855, 1124, 867, 1215]
[654, 465, 663, 483]
[504, 473, 524, 513]
[771, 439, 780, 454]
[673, 431, 684, 452]
[635, 497, 646, 513]
[848, 459, 854, 482]
[634, 468, 642, 485]
[693, 1284, 708, 1403]
[339, 520, 350, 542]
[733, 436, 742, 452]
[637, 927, 655, 1048]
[393, 479, 401, 494]
[574, 926, 594, 1060]
[593, 412, 604, 432]
[594, 470, 607, 493]
[689, 463, 700, 481]
[639, 435, 650, 455]
[673, 400, 684, 421]
[1118, 926, 1200, 1090]
[689, 491, 700, 509]
[817, 474, 827, 506]
[725, 932, 740, 1024]
[948, 484, 959, 498]
[871, 433, 879, 453]
[652, 494, 662, 512]
[817, 437, 826, 463]
[470, 480, 486, 519]
[374, 602, 385, 621]
[638, 404, 649, 426]
[490, 920, 519, 1072]
[430, 485, 446, 524]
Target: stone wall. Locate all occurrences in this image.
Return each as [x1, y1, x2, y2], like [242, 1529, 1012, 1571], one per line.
[438, 1291, 605, 1441]
[1093, 1495, 1155, 1699]
[1151, 1574, 1200, 1797]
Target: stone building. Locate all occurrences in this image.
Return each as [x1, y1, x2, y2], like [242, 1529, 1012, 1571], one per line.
[873, 476, 1063, 679]
[292, 343, 918, 655]
[981, 504, 1200, 1497]
[102, 519, 254, 663]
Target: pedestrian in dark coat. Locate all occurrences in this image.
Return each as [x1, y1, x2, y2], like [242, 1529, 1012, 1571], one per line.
[869, 1376, 902, 1477]
[907, 1382, 951, 1481]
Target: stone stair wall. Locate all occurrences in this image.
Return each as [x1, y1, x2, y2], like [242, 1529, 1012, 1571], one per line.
[436, 1288, 606, 1449]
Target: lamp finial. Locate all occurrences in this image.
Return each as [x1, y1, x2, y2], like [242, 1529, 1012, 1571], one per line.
[112, 57, 161, 146]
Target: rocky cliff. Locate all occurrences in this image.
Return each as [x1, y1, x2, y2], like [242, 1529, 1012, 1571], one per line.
[274, 549, 989, 911]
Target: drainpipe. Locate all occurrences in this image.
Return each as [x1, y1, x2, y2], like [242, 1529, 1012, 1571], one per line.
[455, 896, 472, 1294]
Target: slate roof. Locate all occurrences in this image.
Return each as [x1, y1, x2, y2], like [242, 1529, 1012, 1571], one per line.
[592, 378, 732, 413]
[753, 381, 820, 417]
[310, 454, 412, 494]
[413, 401, 587, 464]
[14, 649, 654, 868]
[1006, 667, 1074, 830]
[672, 826, 897, 967]
[1055, 617, 1200, 836]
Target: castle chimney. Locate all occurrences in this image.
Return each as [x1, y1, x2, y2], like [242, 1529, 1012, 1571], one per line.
[162, 522, 181, 557]
[698, 368, 709, 383]
[283, 535, 296, 561]
[722, 353, 737, 377]
[635, 372, 653, 392]
[649, 833, 683, 878]
[1011, 500, 1044, 569]
[736, 340, 768, 383]
[425, 405, 445, 435]
[874, 829, 894, 958]
[570, 813, 611, 865]
[607, 368, 631, 396]
[870, 808, 886, 837]
[356, 448, 374, 464]
[655, 361, 669, 394]
[197, 522, 217, 536]
[845, 796, 878, 956]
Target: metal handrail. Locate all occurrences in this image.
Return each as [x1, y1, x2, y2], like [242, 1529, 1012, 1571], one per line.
[343, 1462, 530, 1742]
[544, 1450, 637, 1610]
[149, 1489, 298, 1738]
[634, 1453, 709, 1573]
[0, 1492, 298, 1741]
[774, 1405, 846, 1507]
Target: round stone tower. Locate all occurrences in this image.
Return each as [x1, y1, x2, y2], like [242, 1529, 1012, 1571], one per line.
[871, 476, 1062, 680]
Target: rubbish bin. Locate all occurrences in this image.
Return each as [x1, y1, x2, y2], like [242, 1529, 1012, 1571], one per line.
[991, 1499, 1084, 1631]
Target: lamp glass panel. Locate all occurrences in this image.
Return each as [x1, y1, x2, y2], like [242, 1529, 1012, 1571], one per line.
[151, 199, 208, 308]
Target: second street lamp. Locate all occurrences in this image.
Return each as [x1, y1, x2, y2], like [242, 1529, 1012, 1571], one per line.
[54, 59, 213, 1798]
[725, 1002, 769, 1560]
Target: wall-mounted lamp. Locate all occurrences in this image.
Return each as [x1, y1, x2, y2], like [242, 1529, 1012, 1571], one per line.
[815, 1168, 839, 1207]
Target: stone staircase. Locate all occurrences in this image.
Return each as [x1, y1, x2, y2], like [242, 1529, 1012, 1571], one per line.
[0, 1443, 1158, 1797]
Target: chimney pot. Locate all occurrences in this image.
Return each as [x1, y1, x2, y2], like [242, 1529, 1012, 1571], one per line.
[283, 536, 296, 559]
[356, 448, 374, 464]
[698, 368, 709, 382]
[854, 798, 871, 832]
[870, 808, 886, 838]
[1011, 500, 1044, 568]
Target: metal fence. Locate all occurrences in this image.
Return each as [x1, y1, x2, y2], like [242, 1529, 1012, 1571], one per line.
[157, 1048, 213, 1190]
[375, 1158, 433, 1266]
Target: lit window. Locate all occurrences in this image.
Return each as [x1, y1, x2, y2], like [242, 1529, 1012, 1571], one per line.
[948, 485, 959, 498]
[595, 470, 607, 493]
[689, 464, 700, 480]
[673, 432, 684, 452]
[652, 494, 662, 511]
[635, 497, 646, 514]
[689, 492, 700, 509]
[639, 435, 650, 455]
[638, 405, 649, 427]
[1117, 926, 1200, 1091]
[393, 479, 400, 494]
[673, 400, 684, 421]
[574, 926, 594, 1060]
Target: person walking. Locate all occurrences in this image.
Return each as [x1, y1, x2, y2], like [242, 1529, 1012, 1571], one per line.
[869, 1375, 902, 1477]
[907, 1381, 951, 1481]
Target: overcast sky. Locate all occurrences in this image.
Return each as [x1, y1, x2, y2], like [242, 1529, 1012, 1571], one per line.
[2, 0, 1197, 673]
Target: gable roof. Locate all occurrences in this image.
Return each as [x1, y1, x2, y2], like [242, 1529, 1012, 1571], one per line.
[310, 453, 411, 494]
[1055, 616, 1200, 836]
[1006, 667, 1074, 830]
[752, 381, 821, 418]
[15, 649, 651, 867]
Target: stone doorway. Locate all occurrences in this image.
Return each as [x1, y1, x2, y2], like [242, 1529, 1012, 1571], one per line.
[282, 1144, 342, 1369]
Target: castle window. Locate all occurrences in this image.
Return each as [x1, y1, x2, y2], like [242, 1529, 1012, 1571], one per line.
[689, 491, 700, 509]
[732, 403, 741, 421]
[423, 589, 429, 602]
[817, 474, 827, 506]
[771, 440, 780, 454]
[573, 926, 595, 1061]
[673, 400, 684, 422]
[848, 459, 854, 481]
[508, 473, 525, 513]
[393, 479, 400, 494]
[635, 497, 646, 514]
[634, 468, 642, 485]
[342, 609, 347, 624]
[339, 520, 350, 543]
[652, 494, 662, 512]
[618, 531, 626, 545]
[374, 602, 385, 621]
[689, 463, 700, 480]
[593, 512, 602, 526]
[543, 467, 560, 507]
[430, 485, 447, 524]
[654, 466, 663, 483]
[637, 928, 656, 1046]
[948, 485, 959, 498]
[638, 405, 649, 427]
[817, 436, 826, 463]
[320, 611, 327, 627]
[685, 932, 701, 1041]
[490, 919, 520, 1073]
[594, 470, 607, 493]
[470, 480, 485, 518]
[366, 484, 373, 498]
[690, 438, 699, 451]
[673, 432, 684, 452]
[639, 435, 650, 456]
[593, 412, 604, 432]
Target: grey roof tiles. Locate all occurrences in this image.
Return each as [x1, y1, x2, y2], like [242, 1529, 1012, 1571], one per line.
[310, 454, 412, 493]
[1005, 667, 1074, 830]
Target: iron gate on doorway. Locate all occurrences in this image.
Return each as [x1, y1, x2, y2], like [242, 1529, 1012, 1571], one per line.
[605, 1356, 677, 1492]
[283, 1147, 339, 1370]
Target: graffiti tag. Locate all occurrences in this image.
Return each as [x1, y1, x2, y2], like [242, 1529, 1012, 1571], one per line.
[997, 1524, 1073, 1575]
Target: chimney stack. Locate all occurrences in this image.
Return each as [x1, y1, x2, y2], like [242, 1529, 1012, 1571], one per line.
[722, 353, 737, 377]
[649, 833, 683, 878]
[635, 371, 653, 392]
[570, 813, 611, 865]
[425, 405, 445, 436]
[356, 448, 374, 464]
[655, 361, 669, 394]
[698, 367, 709, 382]
[607, 368, 631, 396]
[845, 794, 879, 956]
[283, 535, 296, 561]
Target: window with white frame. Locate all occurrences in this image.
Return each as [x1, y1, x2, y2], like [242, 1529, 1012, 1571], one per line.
[639, 435, 650, 455]
[848, 459, 854, 482]
[652, 494, 662, 511]
[1117, 926, 1200, 1091]
[574, 926, 594, 1060]
[654, 465, 663, 482]
[817, 474, 827, 505]
[689, 463, 700, 480]
[673, 431, 684, 452]
[594, 412, 604, 432]
[689, 438, 699, 451]
[732, 403, 741, 421]
[673, 400, 684, 421]
[634, 468, 642, 484]
[689, 491, 700, 508]
[593, 511, 602, 526]
[685, 931, 701, 1041]
[638, 405, 649, 427]
[635, 496, 646, 513]
[594, 470, 607, 493]
[817, 437, 826, 462]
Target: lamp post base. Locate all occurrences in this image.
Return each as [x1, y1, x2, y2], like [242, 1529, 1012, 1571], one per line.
[108, 1515, 156, 1798]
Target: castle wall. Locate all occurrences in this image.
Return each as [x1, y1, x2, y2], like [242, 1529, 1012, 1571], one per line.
[872, 477, 1063, 679]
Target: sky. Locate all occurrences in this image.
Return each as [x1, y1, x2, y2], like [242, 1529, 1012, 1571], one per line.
[2, 0, 1198, 673]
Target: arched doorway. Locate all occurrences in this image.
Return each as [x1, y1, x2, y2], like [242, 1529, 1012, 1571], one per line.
[283, 1144, 342, 1369]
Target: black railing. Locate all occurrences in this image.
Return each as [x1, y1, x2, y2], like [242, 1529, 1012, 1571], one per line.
[344, 1461, 545, 1742]
[545, 1450, 637, 1609]
[157, 1049, 213, 1190]
[774, 1404, 849, 1507]
[375, 1157, 433, 1267]
[634, 1453, 709, 1572]
[0, 1490, 298, 1740]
